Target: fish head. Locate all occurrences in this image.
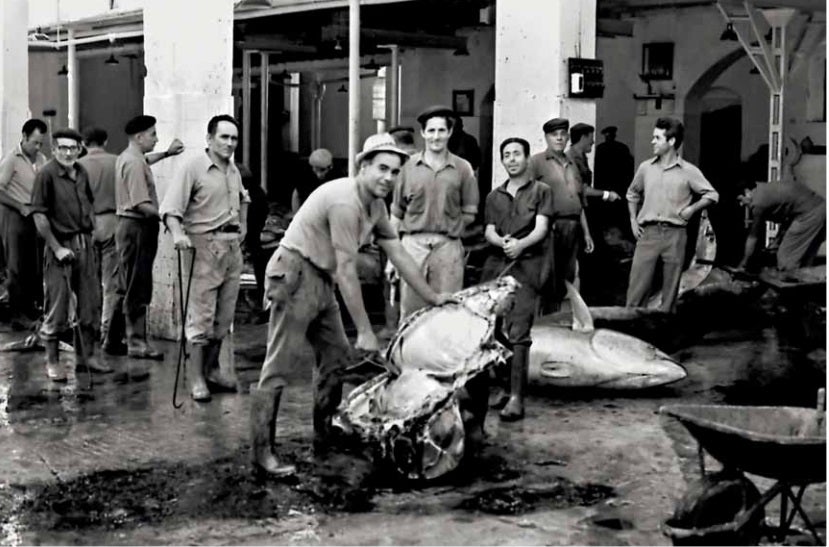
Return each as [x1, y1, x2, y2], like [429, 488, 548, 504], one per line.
[590, 330, 687, 389]
[456, 275, 520, 317]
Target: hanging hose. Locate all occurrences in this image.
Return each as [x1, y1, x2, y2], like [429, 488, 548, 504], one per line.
[172, 248, 196, 409]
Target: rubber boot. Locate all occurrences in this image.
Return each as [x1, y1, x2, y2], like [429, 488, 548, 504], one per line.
[76, 327, 113, 374]
[313, 373, 344, 453]
[250, 386, 296, 478]
[188, 343, 211, 402]
[126, 314, 163, 360]
[44, 338, 66, 382]
[204, 339, 238, 393]
[102, 308, 127, 356]
[500, 345, 528, 422]
[488, 363, 511, 410]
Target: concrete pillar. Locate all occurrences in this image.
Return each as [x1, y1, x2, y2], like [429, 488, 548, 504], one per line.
[67, 29, 80, 129]
[144, 0, 235, 339]
[0, 0, 29, 152]
[493, 0, 596, 185]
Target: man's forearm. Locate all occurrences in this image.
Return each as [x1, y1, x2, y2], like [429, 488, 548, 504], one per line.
[145, 151, 170, 166]
[165, 215, 186, 238]
[382, 240, 438, 304]
[239, 203, 248, 229]
[461, 212, 476, 230]
[627, 201, 639, 221]
[579, 210, 591, 237]
[33, 213, 61, 253]
[134, 202, 159, 218]
[335, 260, 373, 334]
[740, 234, 759, 267]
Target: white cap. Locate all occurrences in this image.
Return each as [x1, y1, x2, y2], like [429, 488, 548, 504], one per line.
[355, 133, 410, 165]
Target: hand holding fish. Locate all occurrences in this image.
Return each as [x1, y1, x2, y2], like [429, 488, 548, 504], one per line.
[355, 329, 381, 352]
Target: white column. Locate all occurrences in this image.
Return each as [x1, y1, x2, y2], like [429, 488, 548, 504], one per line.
[144, 0, 235, 339]
[347, 0, 360, 175]
[493, 0, 596, 185]
[67, 29, 80, 129]
[0, 0, 29, 152]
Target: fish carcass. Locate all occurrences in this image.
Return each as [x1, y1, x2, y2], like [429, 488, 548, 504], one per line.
[334, 276, 519, 480]
[530, 282, 687, 389]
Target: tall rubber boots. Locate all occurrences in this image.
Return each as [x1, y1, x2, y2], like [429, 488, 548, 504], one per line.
[500, 344, 528, 422]
[250, 386, 296, 478]
[188, 343, 211, 402]
[313, 372, 343, 452]
[75, 326, 113, 374]
[204, 339, 238, 393]
[44, 338, 66, 382]
[126, 313, 163, 360]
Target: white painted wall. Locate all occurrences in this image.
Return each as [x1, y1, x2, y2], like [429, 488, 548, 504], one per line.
[1, 0, 30, 153]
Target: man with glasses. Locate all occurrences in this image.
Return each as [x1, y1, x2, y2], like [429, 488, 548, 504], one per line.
[111, 115, 183, 359]
[0, 119, 48, 329]
[31, 128, 109, 381]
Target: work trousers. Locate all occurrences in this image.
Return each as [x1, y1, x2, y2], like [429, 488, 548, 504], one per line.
[777, 203, 826, 271]
[40, 233, 100, 340]
[481, 253, 545, 347]
[625, 224, 687, 312]
[1, 203, 42, 318]
[539, 218, 581, 314]
[95, 213, 119, 332]
[180, 233, 243, 345]
[399, 233, 464, 321]
[257, 247, 351, 412]
[115, 217, 159, 322]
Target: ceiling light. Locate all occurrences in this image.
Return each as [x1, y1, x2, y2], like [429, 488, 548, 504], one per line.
[720, 23, 738, 42]
[334, 40, 343, 51]
[338, 84, 347, 93]
[57, 64, 68, 76]
[105, 53, 119, 65]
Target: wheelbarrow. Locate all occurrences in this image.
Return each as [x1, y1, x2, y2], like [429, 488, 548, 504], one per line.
[660, 389, 826, 545]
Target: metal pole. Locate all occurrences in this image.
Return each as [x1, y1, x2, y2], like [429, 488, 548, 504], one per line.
[242, 50, 252, 168]
[67, 29, 79, 128]
[389, 44, 400, 127]
[260, 52, 269, 193]
[348, 0, 360, 176]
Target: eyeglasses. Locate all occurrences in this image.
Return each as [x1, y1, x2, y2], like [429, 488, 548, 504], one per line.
[56, 145, 80, 153]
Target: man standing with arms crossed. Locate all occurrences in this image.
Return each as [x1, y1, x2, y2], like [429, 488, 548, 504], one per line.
[530, 118, 594, 314]
[625, 117, 718, 312]
[161, 115, 248, 402]
[0, 119, 48, 329]
[111, 116, 183, 358]
[390, 105, 479, 320]
[251, 133, 453, 478]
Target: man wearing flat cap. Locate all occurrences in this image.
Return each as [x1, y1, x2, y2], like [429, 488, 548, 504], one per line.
[390, 105, 479, 320]
[31, 128, 109, 381]
[530, 117, 594, 314]
[108, 115, 183, 359]
[249, 133, 453, 477]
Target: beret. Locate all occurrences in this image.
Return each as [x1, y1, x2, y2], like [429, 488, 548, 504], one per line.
[388, 125, 415, 135]
[124, 115, 157, 135]
[542, 117, 569, 134]
[52, 128, 83, 142]
[601, 125, 618, 135]
[416, 105, 455, 127]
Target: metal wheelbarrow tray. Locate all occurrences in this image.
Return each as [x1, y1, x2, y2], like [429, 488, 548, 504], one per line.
[661, 403, 826, 544]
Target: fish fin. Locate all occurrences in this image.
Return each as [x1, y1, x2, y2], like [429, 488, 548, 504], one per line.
[565, 281, 594, 332]
[540, 362, 572, 378]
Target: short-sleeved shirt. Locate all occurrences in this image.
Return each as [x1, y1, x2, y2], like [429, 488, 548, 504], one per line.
[566, 146, 593, 188]
[78, 149, 117, 214]
[277, 177, 398, 276]
[0, 144, 48, 211]
[626, 156, 720, 227]
[160, 151, 250, 234]
[390, 151, 478, 238]
[30, 159, 95, 239]
[530, 150, 587, 218]
[485, 179, 554, 256]
[748, 181, 824, 236]
[116, 145, 158, 218]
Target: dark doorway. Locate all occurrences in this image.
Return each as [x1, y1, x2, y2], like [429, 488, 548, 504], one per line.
[699, 102, 743, 265]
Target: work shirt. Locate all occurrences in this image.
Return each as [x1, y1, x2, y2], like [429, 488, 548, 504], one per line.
[747, 181, 824, 237]
[279, 177, 397, 276]
[116, 145, 158, 219]
[160, 151, 250, 234]
[79, 148, 117, 214]
[626, 156, 719, 227]
[390, 151, 478, 239]
[485, 179, 554, 256]
[0, 144, 48, 214]
[30, 159, 95, 240]
[530, 150, 587, 219]
[565, 146, 592, 188]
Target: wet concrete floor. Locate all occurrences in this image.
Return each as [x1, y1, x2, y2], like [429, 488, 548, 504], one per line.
[0, 288, 825, 545]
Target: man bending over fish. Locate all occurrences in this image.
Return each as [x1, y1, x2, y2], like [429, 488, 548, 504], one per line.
[250, 133, 453, 478]
[473, 137, 553, 423]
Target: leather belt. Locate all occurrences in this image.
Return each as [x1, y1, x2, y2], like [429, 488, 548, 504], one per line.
[217, 224, 241, 234]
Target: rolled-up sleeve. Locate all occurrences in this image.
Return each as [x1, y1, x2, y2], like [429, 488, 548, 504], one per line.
[626, 163, 646, 204]
[688, 164, 719, 203]
[460, 163, 479, 215]
[160, 163, 194, 221]
[30, 170, 50, 215]
[372, 206, 399, 240]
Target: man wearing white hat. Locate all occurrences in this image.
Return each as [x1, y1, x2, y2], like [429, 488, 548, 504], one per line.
[250, 133, 454, 478]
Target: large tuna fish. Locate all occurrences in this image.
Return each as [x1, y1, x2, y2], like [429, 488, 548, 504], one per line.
[334, 276, 519, 480]
[530, 282, 687, 389]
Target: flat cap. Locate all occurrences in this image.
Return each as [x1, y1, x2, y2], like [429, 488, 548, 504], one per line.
[388, 125, 415, 135]
[416, 105, 455, 127]
[52, 128, 83, 142]
[601, 125, 618, 135]
[124, 115, 157, 135]
[542, 118, 569, 134]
